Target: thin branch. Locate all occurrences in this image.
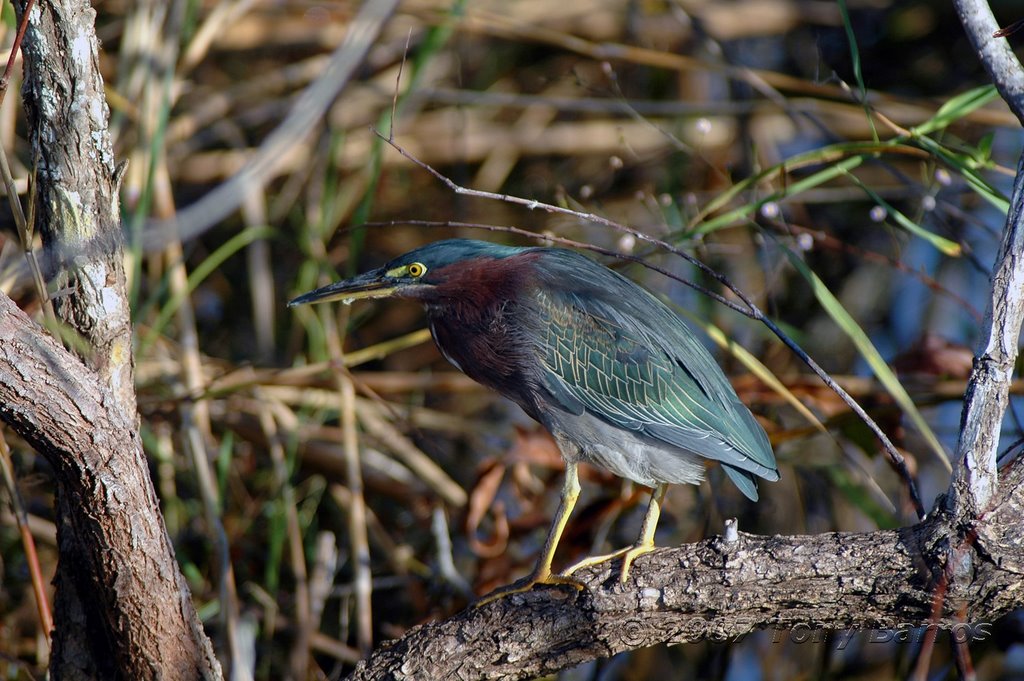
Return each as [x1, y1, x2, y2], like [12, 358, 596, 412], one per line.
[948, 149, 1024, 521]
[954, 0, 1024, 125]
[993, 18, 1024, 39]
[0, 0, 53, 324]
[0, 429, 52, 641]
[0, 0, 35, 109]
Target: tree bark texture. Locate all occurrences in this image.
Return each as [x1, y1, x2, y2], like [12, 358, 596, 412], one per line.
[953, 0, 1024, 126]
[6, 0, 223, 677]
[349, 461, 1024, 680]
[0, 296, 222, 678]
[18, 0, 133, 413]
[949, 149, 1024, 522]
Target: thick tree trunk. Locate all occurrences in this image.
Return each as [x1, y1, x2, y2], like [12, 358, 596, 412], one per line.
[0, 296, 223, 678]
[3, 0, 222, 677]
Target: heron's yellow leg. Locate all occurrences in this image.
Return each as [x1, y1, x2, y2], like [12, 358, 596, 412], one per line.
[562, 483, 668, 583]
[616, 483, 667, 582]
[475, 462, 584, 606]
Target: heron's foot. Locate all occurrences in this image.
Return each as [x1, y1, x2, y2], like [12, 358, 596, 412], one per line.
[474, 570, 584, 607]
[562, 547, 629, 577]
[563, 542, 656, 583]
[616, 543, 656, 582]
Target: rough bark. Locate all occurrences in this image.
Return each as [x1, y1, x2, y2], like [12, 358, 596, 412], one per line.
[18, 0, 134, 416]
[349, 460, 1024, 680]
[948, 149, 1024, 522]
[953, 0, 1024, 126]
[6, 0, 223, 677]
[0, 296, 222, 678]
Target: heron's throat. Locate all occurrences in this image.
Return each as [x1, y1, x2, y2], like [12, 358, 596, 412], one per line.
[425, 296, 531, 392]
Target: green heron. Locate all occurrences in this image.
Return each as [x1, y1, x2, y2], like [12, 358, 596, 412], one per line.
[290, 239, 778, 597]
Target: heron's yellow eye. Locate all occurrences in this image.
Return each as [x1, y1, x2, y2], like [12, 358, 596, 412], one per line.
[408, 262, 427, 278]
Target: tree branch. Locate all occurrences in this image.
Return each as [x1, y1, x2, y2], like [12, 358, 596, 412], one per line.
[954, 0, 1024, 124]
[949, 149, 1024, 522]
[948, 0, 1024, 523]
[349, 461, 1024, 680]
[0, 295, 222, 678]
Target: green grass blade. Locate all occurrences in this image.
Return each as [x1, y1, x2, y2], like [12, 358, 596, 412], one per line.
[140, 225, 275, 354]
[912, 85, 999, 137]
[784, 248, 951, 472]
[837, 0, 878, 142]
[915, 136, 1010, 212]
[695, 155, 865, 235]
[849, 175, 962, 256]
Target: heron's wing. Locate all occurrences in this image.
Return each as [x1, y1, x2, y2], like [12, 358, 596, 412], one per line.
[528, 265, 777, 491]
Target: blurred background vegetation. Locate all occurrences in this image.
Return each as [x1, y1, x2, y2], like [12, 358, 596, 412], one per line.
[1, 0, 1023, 678]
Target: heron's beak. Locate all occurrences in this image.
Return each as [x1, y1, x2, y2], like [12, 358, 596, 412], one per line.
[288, 269, 398, 307]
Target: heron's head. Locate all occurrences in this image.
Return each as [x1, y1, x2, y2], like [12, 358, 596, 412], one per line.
[288, 239, 529, 307]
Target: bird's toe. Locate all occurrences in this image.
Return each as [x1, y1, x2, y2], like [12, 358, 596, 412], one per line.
[474, 571, 583, 607]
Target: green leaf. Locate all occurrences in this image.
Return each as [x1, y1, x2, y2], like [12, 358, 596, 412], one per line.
[1, 1, 15, 29]
[976, 132, 995, 163]
[695, 155, 865, 235]
[915, 135, 1010, 212]
[848, 174, 962, 256]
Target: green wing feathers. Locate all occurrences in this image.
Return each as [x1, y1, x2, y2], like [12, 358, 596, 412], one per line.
[528, 255, 778, 497]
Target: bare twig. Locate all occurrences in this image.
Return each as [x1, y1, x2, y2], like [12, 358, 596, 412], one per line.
[0, 0, 35, 108]
[993, 18, 1024, 39]
[764, 219, 983, 324]
[0, 0, 52, 323]
[387, 29, 413, 142]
